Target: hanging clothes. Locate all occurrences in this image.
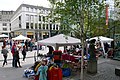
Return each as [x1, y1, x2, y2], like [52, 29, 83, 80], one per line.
[48, 66, 62, 80]
[36, 65, 48, 80]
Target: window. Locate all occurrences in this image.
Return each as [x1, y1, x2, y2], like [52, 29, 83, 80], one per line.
[26, 7, 29, 11]
[53, 24, 55, 30]
[48, 10, 50, 14]
[26, 23, 29, 29]
[43, 24, 45, 29]
[35, 8, 37, 12]
[50, 20, 52, 22]
[0, 15, 1, 20]
[39, 16, 41, 21]
[26, 14, 29, 21]
[2, 23, 7, 26]
[45, 10, 48, 14]
[19, 16, 21, 27]
[35, 15, 37, 22]
[3, 28, 7, 31]
[31, 23, 33, 29]
[46, 16, 48, 21]
[46, 24, 48, 30]
[30, 15, 34, 21]
[39, 9, 41, 13]
[39, 24, 41, 29]
[40, 9, 44, 14]
[50, 24, 52, 30]
[31, 8, 33, 12]
[19, 16, 21, 20]
[42, 9, 45, 14]
[35, 23, 37, 29]
[43, 16, 45, 22]
[56, 25, 58, 30]
[10, 26, 11, 31]
[19, 24, 21, 28]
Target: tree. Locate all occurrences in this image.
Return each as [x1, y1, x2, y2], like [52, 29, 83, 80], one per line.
[49, 0, 106, 37]
[48, 0, 105, 80]
[114, 0, 120, 34]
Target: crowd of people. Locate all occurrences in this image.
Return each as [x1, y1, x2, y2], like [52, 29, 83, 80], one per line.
[0, 37, 115, 80]
[1, 38, 36, 68]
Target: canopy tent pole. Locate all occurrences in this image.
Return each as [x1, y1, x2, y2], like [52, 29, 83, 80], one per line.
[55, 44, 59, 50]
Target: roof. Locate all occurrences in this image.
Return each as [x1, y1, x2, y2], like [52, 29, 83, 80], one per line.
[38, 34, 81, 47]
[11, 4, 51, 18]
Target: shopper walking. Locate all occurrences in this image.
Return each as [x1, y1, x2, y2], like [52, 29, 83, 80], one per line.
[1, 46, 9, 67]
[25, 40, 28, 51]
[22, 45, 27, 61]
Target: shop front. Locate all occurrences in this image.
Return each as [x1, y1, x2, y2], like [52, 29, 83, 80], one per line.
[42, 32, 49, 39]
[14, 32, 22, 37]
[27, 32, 34, 39]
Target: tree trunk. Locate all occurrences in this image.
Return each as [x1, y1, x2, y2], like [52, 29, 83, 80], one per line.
[80, 36, 84, 80]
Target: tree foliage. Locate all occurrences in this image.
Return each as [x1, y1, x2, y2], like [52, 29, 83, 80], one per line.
[114, 0, 120, 20]
[114, 0, 120, 34]
[48, 0, 106, 39]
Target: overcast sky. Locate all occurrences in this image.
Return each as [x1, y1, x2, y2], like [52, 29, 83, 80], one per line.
[0, 0, 114, 11]
[0, 0, 51, 11]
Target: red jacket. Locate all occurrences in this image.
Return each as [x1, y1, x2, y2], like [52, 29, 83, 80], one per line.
[11, 45, 16, 55]
[48, 66, 62, 80]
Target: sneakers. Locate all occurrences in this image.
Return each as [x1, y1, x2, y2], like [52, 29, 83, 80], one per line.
[15, 66, 22, 68]
[19, 66, 22, 68]
[2, 65, 4, 67]
[15, 66, 18, 68]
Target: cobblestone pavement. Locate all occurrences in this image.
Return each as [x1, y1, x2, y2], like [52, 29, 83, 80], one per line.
[63, 59, 120, 80]
[0, 55, 120, 80]
[0, 58, 34, 80]
[0, 44, 119, 80]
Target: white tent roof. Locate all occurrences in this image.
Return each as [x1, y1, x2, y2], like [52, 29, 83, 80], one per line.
[88, 36, 113, 42]
[12, 35, 31, 40]
[38, 34, 81, 48]
[87, 36, 114, 56]
[0, 34, 9, 38]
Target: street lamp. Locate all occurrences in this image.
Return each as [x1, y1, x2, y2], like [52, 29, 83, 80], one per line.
[36, 12, 40, 61]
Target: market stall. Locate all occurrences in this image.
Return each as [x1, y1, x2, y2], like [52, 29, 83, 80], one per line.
[38, 34, 81, 50]
[12, 35, 31, 40]
[37, 34, 82, 70]
[0, 34, 9, 42]
[23, 34, 83, 79]
[0, 34, 9, 38]
[87, 36, 114, 57]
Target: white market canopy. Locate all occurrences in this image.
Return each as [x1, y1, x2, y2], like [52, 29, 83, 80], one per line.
[38, 34, 81, 49]
[88, 36, 114, 55]
[88, 36, 113, 43]
[0, 34, 9, 38]
[12, 35, 31, 40]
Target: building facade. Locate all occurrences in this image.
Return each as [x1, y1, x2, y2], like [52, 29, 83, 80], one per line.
[0, 11, 14, 36]
[11, 4, 59, 40]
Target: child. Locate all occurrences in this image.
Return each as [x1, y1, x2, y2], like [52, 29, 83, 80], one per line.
[36, 60, 48, 80]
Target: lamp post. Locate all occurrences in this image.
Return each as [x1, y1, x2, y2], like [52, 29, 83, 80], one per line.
[36, 12, 40, 61]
